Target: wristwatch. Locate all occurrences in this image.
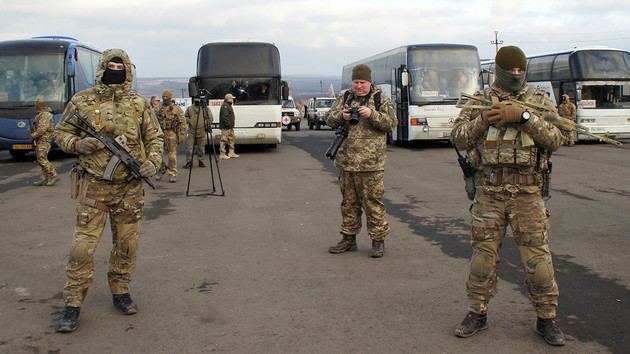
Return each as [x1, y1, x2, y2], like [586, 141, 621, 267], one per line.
[520, 110, 531, 124]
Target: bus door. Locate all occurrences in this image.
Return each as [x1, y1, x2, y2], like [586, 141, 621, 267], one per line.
[392, 65, 409, 141]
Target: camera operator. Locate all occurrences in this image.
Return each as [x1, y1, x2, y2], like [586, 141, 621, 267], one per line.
[325, 64, 397, 258]
[183, 97, 213, 168]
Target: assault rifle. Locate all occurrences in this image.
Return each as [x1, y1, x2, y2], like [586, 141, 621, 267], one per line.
[65, 110, 156, 189]
[456, 92, 623, 146]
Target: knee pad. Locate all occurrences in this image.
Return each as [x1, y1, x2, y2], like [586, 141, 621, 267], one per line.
[527, 255, 555, 290]
[69, 240, 90, 264]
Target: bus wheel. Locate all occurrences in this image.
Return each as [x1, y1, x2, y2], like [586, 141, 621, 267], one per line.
[386, 133, 392, 145]
[9, 149, 28, 159]
[268, 144, 278, 149]
[308, 122, 313, 130]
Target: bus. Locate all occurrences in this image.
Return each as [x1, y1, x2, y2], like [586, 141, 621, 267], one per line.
[189, 41, 288, 147]
[341, 44, 482, 143]
[0, 36, 101, 158]
[481, 47, 630, 141]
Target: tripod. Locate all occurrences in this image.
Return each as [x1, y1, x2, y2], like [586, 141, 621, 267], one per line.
[185, 96, 225, 197]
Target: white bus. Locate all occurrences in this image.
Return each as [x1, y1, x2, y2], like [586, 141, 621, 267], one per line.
[189, 41, 288, 147]
[341, 44, 482, 143]
[481, 47, 630, 141]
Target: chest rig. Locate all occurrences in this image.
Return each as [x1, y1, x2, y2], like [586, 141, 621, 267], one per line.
[159, 106, 179, 130]
[478, 88, 545, 170]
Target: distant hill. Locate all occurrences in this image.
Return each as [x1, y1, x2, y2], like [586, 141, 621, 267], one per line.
[137, 75, 341, 104]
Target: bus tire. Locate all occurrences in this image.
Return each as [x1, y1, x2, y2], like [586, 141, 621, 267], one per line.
[9, 149, 28, 159]
[268, 144, 278, 149]
[308, 122, 313, 130]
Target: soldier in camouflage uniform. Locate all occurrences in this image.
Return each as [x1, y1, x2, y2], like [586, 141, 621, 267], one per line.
[54, 49, 163, 332]
[219, 93, 239, 160]
[183, 98, 212, 168]
[557, 94, 577, 146]
[31, 98, 59, 186]
[149, 96, 161, 115]
[451, 46, 565, 346]
[156, 90, 185, 182]
[325, 64, 397, 258]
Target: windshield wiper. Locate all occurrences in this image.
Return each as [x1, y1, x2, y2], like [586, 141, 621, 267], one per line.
[0, 104, 35, 110]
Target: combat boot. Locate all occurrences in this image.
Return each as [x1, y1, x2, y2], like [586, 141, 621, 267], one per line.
[45, 175, 60, 186]
[371, 240, 385, 258]
[113, 293, 138, 315]
[169, 175, 177, 183]
[33, 177, 47, 186]
[227, 149, 239, 158]
[198, 160, 206, 167]
[183, 161, 192, 169]
[454, 312, 488, 338]
[328, 234, 357, 254]
[220, 152, 230, 160]
[56, 306, 80, 333]
[536, 318, 565, 346]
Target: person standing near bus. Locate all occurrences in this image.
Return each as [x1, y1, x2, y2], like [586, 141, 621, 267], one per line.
[31, 98, 59, 186]
[156, 90, 185, 182]
[219, 93, 239, 160]
[54, 49, 163, 332]
[450, 46, 565, 346]
[149, 95, 160, 115]
[558, 94, 577, 146]
[183, 98, 212, 168]
[325, 64, 397, 258]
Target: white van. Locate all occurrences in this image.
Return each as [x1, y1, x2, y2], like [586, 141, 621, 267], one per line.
[306, 97, 336, 130]
[281, 96, 301, 131]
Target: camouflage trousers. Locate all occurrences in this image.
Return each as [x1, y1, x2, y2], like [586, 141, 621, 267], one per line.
[164, 129, 179, 177]
[63, 177, 144, 307]
[466, 188, 559, 319]
[562, 130, 576, 145]
[186, 131, 206, 162]
[338, 170, 390, 241]
[34, 137, 56, 179]
[220, 129, 235, 152]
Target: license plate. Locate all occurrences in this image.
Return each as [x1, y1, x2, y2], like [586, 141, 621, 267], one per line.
[12, 144, 32, 150]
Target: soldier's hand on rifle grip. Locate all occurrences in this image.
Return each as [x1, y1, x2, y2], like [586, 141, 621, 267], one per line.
[494, 103, 524, 128]
[139, 160, 157, 177]
[342, 107, 351, 121]
[481, 105, 502, 126]
[76, 137, 105, 155]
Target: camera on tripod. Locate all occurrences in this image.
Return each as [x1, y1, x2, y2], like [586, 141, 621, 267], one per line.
[348, 107, 360, 125]
[196, 88, 210, 100]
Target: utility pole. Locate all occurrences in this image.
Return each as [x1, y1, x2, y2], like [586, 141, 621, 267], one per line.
[491, 30, 503, 53]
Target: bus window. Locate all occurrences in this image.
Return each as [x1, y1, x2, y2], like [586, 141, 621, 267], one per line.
[0, 53, 65, 105]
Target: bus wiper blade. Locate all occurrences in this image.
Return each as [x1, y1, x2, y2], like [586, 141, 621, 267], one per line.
[1, 104, 35, 110]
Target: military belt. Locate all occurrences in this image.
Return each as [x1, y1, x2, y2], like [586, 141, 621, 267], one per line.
[478, 167, 539, 187]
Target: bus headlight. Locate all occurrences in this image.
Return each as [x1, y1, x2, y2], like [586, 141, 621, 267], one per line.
[410, 117, 427, 126]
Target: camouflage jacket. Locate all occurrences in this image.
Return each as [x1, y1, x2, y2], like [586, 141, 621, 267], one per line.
[558, 101, 576, 121]
[157, 102, 185, 132]
[55, 49, 164, 183]
[326, 85, 397, 171]
[219, 101, 235, 129]
[451, 82, 562, 193]
[32, 107, 55, 142]
[185, 105, 213, 135]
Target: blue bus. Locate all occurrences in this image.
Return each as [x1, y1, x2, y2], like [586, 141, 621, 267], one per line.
[0, 36, 101, 158]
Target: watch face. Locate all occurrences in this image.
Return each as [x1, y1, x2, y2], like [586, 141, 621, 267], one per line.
[522, 111, 531, 119]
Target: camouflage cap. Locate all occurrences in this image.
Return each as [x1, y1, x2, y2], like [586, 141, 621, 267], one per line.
[162, 90, 173, 99]
[495, 46, 527, 71]
[352, 64, 372, 82]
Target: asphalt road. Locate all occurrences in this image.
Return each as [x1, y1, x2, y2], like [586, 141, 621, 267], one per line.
[1, 124, 629, 353]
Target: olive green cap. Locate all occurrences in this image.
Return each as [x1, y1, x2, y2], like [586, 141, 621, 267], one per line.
[352, 64, 372, 82]
[495, 46, 527, 70]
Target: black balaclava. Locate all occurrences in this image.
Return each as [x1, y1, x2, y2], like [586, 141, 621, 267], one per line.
[494, 46, 527, 94]
[102, 57, 126, 85]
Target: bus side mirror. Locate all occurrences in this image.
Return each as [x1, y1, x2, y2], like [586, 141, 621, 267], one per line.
[401, 71, 409, 87]
[188, 77, 199, 98]
[66, 48, 76, 77]
[281, 85, 289, 100]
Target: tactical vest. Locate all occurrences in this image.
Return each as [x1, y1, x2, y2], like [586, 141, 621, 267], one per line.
[158, 105, 180, 131]
[476, 88, 549, 172]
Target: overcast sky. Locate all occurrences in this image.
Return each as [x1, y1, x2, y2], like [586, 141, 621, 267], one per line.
[1, 0, 629, 78]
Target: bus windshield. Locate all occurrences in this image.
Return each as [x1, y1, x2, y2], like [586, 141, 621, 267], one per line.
[0, 53, 65, 109]
[198, 77, 280, 105]
[282, 99, 295, 108]
[408, 47, 480, 104]
[572, 50, 630, 80]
